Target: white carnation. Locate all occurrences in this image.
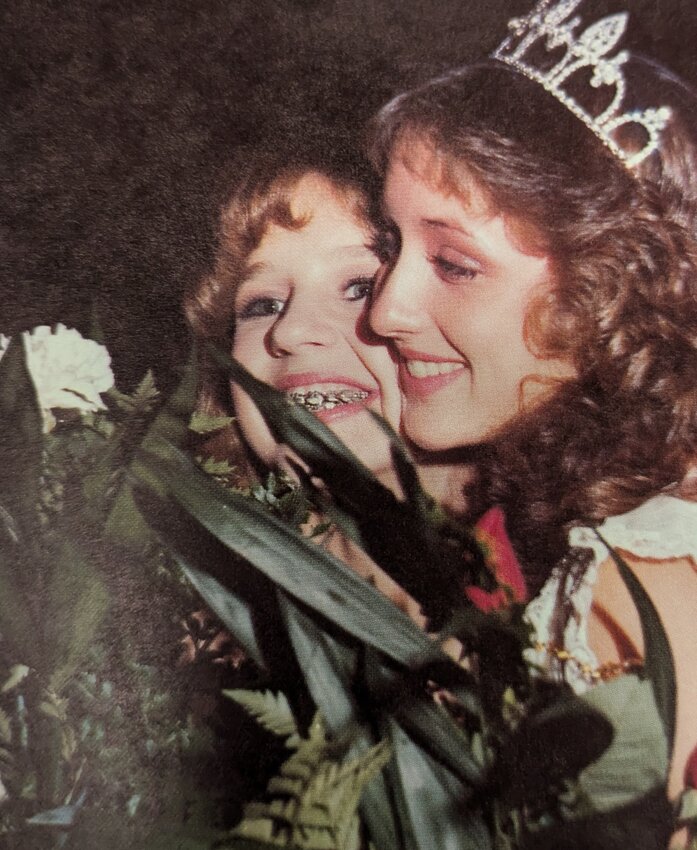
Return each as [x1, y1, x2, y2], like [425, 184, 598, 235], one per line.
[0, 324, 115, 432]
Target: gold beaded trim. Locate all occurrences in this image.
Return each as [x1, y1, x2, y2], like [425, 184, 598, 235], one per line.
[534, 641, 643, 683]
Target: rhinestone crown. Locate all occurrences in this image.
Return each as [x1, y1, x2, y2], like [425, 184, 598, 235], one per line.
[492, 0, 671, 168]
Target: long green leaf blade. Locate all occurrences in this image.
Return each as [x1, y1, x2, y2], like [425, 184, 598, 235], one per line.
[134, 441, 469, 676]
[0, 337, 43, 541]
[209, 348, 469, 626]
[386, 719, 492, 850]
[595, 531, 676, 749]
[103, 348, 198, 547]
[280, 597, 401, 850]
[180, 564, 266, 669]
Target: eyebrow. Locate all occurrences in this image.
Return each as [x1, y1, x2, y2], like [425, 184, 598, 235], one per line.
[422, 217, 472, 236]
[239, 260, 267, 282]
[240, 245, 376, 284]
[328, 242, 375, 257]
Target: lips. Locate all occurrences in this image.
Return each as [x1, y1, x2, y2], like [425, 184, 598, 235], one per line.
[405, 360, 463, 378]
[289, 388, 369, 412]
[277, 372, 377, 421]
[397, 351, 467, 398]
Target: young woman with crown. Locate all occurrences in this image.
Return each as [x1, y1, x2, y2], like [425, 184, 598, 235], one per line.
[368, 0, 697, 821]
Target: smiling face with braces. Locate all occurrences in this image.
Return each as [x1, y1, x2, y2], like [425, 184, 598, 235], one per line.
[230, 172, 401, 477]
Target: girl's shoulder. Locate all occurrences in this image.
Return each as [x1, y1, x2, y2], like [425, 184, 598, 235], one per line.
[526, 493, 697, 694]
[570, 493, 697, 564]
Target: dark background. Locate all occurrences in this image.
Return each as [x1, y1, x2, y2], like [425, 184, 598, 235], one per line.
[2, 0, 696, 391]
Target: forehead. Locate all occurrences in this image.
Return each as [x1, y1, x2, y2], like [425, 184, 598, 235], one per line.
[386, 135, 548, 256]
[385, 139, 493, 226]
[245, 177, 377, 274]
[387, 136, 492, 216]
[286, 172, 371, 229]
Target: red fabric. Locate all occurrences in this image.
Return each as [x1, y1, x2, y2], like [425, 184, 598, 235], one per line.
[465, 506, 528, 612]
[684, 743, 697, 788]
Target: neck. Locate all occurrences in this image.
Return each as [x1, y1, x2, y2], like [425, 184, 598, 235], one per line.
[373, 456, 472, 516]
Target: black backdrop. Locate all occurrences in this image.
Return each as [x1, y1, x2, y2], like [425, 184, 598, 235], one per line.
[2, 0, 695, 391]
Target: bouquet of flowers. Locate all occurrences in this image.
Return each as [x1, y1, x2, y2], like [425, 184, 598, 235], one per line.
[135, 348, 684, 849]
[0, 324, 691, 850]
[0, 325, 267, 850]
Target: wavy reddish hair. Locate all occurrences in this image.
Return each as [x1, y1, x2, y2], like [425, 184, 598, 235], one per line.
[184, 139, 380, 465]
[369, 60, 697, 590]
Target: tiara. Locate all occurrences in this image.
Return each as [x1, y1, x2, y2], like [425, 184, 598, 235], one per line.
[491, 0, 671, 168]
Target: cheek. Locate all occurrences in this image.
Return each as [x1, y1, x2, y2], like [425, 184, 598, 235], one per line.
[232, 326, 268, 376]
[362, 348, 399, 407]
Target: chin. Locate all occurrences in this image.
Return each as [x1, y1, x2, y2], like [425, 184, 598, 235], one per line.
[401, 413, 461, 452]
[350, 446, 392, 475]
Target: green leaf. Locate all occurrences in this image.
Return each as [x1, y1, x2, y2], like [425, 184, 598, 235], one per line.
[572, 674, 669, 813]
[0, 373, 47, 668]
[279, 597, 401, 850]
[106, 370, 159, 415]
[224, 689, 300, 745]
[361, 653, 482, 785]
[491, 692, 613, 808]
[229, 714, 391, 850]
[134, 442, 465, 674]
[131, 369, 159, 409]
[281, 599, 487, 850]
[597, 532, 676, 749]
[209, 349, 470, 627]
[0, 548, 40, 668]
[189, 411, 234, 434]
[395, 696, 482, 786]
[42, 538, 109, 691]
[144, 347, 197, 448]
[103, 349, 197, 547]
[179, 562, 266, 669]
[0, 337, 43, 540]
[386, 719, 492, 850]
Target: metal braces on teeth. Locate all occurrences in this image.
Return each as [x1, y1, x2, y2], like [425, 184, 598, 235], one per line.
[288, 389, 369, 411]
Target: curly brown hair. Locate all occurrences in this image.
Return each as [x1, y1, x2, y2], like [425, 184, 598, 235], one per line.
[184, 137, 380, 465]
[369, 60, 697, 590]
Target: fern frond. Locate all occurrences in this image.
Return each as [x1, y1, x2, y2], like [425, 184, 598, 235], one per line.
[228, 713, 391, 850]
[224, 689, 300, 745]
[200, 456, 236, 478]
[189, 411, 234, 434]
[131, 370, 159, 410]
[107, 369, 159, 414]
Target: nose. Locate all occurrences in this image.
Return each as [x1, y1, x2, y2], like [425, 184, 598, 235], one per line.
[369, 254, 424, 339]
[267, 295, 338, 357]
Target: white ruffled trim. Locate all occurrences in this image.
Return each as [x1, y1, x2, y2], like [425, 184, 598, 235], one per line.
[524, 558, 600, 694]
[525, 494, 697, 693]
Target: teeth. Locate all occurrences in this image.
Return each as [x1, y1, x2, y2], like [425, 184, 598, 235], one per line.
[406, 360, 463, 378]
[288, 388, 369, 412]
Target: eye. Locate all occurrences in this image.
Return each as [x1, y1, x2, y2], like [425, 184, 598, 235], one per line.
[344, 275, 376, 302]
[236, 296, 285, 320]
[430, 254, 480, 284]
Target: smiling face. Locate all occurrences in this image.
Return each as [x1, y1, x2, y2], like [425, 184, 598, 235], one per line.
[231, 172, 401, 476]
[370, 145, 576, 451]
